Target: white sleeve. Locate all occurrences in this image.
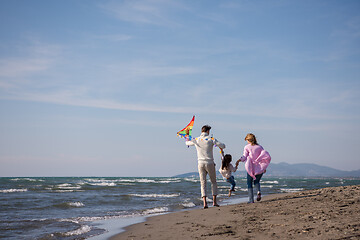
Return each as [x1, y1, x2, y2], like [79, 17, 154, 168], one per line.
[185, 139, 196, 146]
[214, 138, 225, 149]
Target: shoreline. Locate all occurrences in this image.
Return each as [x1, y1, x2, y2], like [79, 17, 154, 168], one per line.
[89, 195, 253, 239]
[106, 193, 292, 240]
[110, 185, 360, 240]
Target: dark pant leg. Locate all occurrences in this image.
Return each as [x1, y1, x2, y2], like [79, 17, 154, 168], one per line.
[254, 173, 263, 193]
[227, 176, 236, 191]
[247, 173, 253, 189]
[247, 173, 254, 203]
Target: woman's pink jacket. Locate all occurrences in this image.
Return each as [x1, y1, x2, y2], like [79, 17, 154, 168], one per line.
[240, 144, 271, 180]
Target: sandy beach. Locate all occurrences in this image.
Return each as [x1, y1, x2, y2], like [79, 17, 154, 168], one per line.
[111, 185, 359, 240]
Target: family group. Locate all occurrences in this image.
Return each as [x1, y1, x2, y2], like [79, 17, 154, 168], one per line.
[185, 125, 271, 209]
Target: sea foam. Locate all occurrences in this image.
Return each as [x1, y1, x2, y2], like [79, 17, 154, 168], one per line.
[262, 180, 279, 184]
[57, 183, 82, 189]
[0, 188, 28, 193]
[10, 178, 44, 182]
[280, 188, 304, 193]
[133, 179, 157, 183]
[63, 225, 91, 236]
[184, 178, 199, 183]
[88, 182, 116, 186]
[67, 202, 85, 207]
[83, 179, 117, 186]
[182, 202, 196, 208]
[129, 193, 180, 198]
[142, 207, 169, 215]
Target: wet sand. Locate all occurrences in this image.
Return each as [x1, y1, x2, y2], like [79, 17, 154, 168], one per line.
[111, 185, 360, 240]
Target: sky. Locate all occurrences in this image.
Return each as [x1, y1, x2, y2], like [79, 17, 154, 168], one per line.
[0, 0, 359, 177]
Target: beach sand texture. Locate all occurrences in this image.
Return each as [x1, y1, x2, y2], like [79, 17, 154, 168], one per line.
[112, 185, 359, 240]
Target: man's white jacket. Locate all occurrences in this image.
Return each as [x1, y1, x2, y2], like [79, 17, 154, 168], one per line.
[186, 132, 225, 164]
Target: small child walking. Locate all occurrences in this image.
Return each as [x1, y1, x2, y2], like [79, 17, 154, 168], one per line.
[219, 154, 239, 197]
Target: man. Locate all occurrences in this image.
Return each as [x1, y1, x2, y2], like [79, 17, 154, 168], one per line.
[186, 125, 225, 208]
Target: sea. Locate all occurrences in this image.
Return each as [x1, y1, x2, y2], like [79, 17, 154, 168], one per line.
[1, 176, 359, 240]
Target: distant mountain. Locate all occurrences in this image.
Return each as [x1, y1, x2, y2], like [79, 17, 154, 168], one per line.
[174, 172, 200, 178]
[173, 162, 360, 178]
[265, 162, 360, 177]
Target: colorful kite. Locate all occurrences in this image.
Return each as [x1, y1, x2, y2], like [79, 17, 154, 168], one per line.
[177, 116, 195, 141]
[177, 116, 223, 154]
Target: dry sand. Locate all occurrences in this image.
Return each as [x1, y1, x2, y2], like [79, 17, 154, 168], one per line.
[111, 185, 360, 240]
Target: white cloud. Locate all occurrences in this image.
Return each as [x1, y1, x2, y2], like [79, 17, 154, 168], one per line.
[105, 61, 201, 80]
[94, 34, 133, 42]
[100, 0, 185, 26]
[2, 82, 357, 124]
[0, 88, 198, 114]
[0, 42, 61, 78]
[0, 58, 52, 78]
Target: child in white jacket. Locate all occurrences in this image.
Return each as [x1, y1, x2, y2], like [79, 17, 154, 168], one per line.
[219, 154, 239, 197]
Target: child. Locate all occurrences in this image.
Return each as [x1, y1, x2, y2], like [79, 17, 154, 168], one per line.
[219, 154, 239, 197]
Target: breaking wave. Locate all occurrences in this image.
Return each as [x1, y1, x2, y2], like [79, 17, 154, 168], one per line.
[0, 188, 28, 193]
[129, 193, 180, 198]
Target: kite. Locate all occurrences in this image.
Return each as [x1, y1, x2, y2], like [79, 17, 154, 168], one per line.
[177, 115, 195, 141]
[177, 115, 224, 155]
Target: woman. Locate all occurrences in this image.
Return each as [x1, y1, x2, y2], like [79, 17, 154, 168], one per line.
[237, 133, 271, 203]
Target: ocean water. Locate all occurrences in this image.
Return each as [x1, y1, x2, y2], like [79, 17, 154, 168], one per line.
[1, 176, 359, 240]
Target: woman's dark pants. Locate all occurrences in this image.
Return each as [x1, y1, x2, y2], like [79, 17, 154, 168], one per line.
[247, 173, 263, 203]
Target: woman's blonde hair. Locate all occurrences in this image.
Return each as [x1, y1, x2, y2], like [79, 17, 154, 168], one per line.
[245, 133, 258, 145]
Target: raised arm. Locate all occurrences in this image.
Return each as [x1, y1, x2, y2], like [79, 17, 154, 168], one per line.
[214, 139, 225, 150]
[185, 140, 195, 146]
[219, 148, 225, 158]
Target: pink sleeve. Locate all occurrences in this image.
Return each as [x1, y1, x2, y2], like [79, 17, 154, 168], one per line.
[240, 146, 249, 162]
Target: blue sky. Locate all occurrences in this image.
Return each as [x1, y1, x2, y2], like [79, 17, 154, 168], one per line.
[0, 0, 359, 177]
